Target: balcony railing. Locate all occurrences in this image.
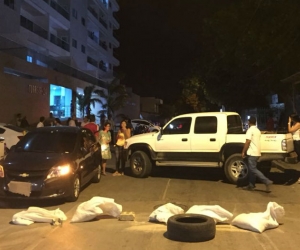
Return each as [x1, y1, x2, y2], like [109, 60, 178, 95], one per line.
[50, 33, 70, 52]
[20, 16, 48, 40]
[0, 36, 108, 89]
[43, 0, 70, 20]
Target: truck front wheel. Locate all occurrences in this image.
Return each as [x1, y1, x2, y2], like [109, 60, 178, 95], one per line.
[130, 151, 152, 178]
[224, 154, 249, 185]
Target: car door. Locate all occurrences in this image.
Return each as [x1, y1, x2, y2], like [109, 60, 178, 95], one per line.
[155, 117, 192, 160]
[78, 129, 97, 185]
[190, 116, 221, 161]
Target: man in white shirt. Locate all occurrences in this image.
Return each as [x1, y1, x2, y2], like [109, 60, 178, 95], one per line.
[242, 116, 273, 192]
[36, 116, 45, 128]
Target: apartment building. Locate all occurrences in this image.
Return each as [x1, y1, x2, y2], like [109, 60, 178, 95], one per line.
[0, 0, 119, 124]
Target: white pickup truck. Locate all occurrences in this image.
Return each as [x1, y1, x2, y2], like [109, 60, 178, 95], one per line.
[124, 112, 294, 184]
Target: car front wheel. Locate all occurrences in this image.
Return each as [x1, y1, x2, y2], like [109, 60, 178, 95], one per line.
[130, 151, 152, 178]
[66, 175, 81, 202]
[224, 154, 249, 185]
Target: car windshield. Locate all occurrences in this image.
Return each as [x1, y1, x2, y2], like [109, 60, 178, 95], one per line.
[15, 131, 77, 153]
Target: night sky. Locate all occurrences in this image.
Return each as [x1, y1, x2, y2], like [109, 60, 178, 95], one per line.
[116, 0, 230, 103]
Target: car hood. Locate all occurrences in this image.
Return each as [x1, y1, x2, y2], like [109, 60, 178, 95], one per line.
[126, 132, 158, 146]
[3, 152, 73, 171]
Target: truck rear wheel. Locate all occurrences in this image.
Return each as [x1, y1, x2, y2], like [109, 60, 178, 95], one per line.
[224, 154, 249, 185]
[130, 151, 152, 178]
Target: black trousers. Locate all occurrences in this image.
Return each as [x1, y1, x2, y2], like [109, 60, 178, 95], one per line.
[115, 145, 127, 173]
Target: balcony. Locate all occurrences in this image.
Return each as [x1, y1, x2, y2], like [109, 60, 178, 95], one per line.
[50, 34, 70, 52]
[43, 0, 70, 20]
[88, 31, 99, 43]
[87, 56, 98, 67]
[99, 41, 107, 50]
[20, 16, 48, 40]
[99, 62, 107, 72]
[88, 7, 107, 29]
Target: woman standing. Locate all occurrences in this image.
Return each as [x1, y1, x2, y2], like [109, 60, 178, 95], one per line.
[113, 120, 131, 176]
[99, 121, 111, 176]
[288, 114, 300, 183]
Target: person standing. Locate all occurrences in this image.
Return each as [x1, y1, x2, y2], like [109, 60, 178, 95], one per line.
[99, 121, 111, 176]
[37, 116, 45, 128]
[69, 114, 77, 127]
[113, 120, 131, 176]
[84, 114, 99, 138]
[54, 118, 62, 126]
[288, 114, 300, 183]
[242, 116, 273, 192]
[81, 116, 89, 127]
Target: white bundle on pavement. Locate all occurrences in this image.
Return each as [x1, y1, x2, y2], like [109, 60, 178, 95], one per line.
[12, 207, 67, 226]
[231, 202, 285, 233]
[71, 196, 122, 223]
[186, 205, 233, 224]
[149, 203, 184, 223]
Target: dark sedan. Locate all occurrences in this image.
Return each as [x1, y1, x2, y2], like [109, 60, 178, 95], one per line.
[0, 126, 101, 202]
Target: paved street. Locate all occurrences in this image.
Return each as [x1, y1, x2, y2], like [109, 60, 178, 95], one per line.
[0, 152, 300, 250]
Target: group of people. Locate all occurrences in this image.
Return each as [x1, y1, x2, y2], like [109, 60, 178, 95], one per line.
[98, 119, 131, 176]
[242, 113, 300, 192]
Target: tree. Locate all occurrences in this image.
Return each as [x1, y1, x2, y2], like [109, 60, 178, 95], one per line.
[95, 78, 128, 118]
[194, 0, 300, 111]
[76, 85, 102, 118]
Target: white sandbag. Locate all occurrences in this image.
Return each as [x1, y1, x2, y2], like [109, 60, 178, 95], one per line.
[231, 202, 285, 233]
[71, 196, 122, 223]
[186, 205, 233, 223]
[12, 207, 67, 226]
[149, 203, 184, 223]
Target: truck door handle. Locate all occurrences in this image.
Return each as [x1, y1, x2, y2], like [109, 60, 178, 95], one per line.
[210, 138, 216, 141]
[182, 138, 188, 141]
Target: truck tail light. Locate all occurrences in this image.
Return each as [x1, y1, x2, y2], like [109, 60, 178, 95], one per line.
[281, 139, 287, 151]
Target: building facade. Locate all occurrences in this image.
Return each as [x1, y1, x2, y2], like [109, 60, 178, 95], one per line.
[0, 0, 119, 124]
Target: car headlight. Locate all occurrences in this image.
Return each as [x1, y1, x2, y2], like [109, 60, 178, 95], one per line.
[46, 164, 71, 179]
[0, 165, 4, 178]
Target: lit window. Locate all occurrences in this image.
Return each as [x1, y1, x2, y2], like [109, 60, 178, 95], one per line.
[26, 56, 32, 63]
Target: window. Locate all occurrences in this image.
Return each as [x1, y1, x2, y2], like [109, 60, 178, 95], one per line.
[163, 117, 191, 135]
[26, 56, 33, 63]
[227, 115, 243, 134]
[4, 0, 14, 9]
[81, 45, 85, 54]
[81, 17, 85, 26]
[72, 8, 77, 19]
[194, 116, 217, 134]
[72, 39, 77, 48]
[50, 84, 72, 118]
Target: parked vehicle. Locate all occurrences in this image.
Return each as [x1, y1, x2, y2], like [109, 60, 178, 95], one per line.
[0, 126, 101, 201]
[124, 112, 294, 184]
[0, 123, 25, 150]
[131, 119, 160, 135]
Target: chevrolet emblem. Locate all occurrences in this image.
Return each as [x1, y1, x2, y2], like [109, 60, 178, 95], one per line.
[19, 173, 29, 177]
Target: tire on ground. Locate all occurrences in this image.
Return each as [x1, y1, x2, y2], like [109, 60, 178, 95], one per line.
[130, 150, 152, 178]
[224, 153, 249, 185]
[167, 214, 216, 242]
